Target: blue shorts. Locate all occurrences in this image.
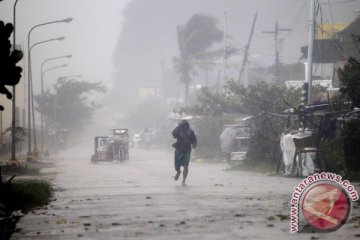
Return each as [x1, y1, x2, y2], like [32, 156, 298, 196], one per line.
[174, 150, 191, 172]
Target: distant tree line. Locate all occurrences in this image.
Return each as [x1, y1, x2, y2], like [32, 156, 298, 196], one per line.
[35, 78, 106, 144]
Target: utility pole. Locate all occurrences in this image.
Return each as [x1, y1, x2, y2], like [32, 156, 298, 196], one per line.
[223, 11, 227, 84]
[0, 112, 2, 146]
[262, 21, 291, 84]
[238, 11, 257, 86]
[307, 0, 316, 105]
[160, 60, 166, 108]
[215, 70, 221, 93]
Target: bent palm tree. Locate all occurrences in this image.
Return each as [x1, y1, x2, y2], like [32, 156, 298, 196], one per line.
[174, 14, 223, 105]
[3, 126, 26, 155]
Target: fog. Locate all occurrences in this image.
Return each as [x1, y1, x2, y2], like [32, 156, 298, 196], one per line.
[0, 0, 129, 139]
[1, 0, 359, 144]
[109, 0, 359, 110]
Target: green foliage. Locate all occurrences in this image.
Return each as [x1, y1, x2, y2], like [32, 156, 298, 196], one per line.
[320, 120, 360, 181]
[1, 164, 41, 176]
[321, 137, 346, 173]
[186, 88, 230, 116]
[186, 80, 302, 163]
[342, 119, 360, 172]
[35, 79, 106, 137]
[0, 180, 52, 213]
[339, 34, 360, 109]
[174, 14, 223, 104]
[224, 80, 301, 115]
[339, 57, 360, 109]
[194, 116, 224, 159]
[187, 80, 301, 117]
[176, 14, 223, 59]
[335, 34, 360, 176]
[3, 126, 26, 144]
[0, 21, 23, 111]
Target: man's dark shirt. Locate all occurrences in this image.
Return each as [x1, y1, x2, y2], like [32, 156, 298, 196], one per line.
[172, 125, 197, 152]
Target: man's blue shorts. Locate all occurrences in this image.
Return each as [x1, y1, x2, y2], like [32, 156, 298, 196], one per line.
[174, 149, 191, 172]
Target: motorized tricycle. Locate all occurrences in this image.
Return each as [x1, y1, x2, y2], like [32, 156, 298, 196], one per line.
[91, 128, 129, 163]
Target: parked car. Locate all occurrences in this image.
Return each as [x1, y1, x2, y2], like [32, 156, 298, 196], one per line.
[220, 124, 251, 166]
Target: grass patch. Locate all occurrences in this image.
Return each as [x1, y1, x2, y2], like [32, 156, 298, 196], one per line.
[0, 180, 52, 240]
[0, 180, 52, 213]
[23, 166, 42, 175]
[1, 165, 41, 177]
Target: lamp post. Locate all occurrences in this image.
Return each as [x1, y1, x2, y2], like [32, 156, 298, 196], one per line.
[10, 0, 21, 161]
[41, 63, 68, 152]
[28, 37, 65, 158]
[40, 56, 72, 152]
[26, 17, 72, 161]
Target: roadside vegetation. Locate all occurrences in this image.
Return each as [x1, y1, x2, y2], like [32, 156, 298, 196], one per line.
[0, 164, 53, 240]
[185, 74, 360, 180]
[0, 180, 52, 213]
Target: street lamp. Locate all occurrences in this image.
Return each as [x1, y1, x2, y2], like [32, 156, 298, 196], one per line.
[41, 55, 72, 93]
[41, 64, 69, 86]
[26, 17, 72, 161]
[40, 55, 72, 152]
[28, 37, 65, 158]
[59, 74, 82, 80]
[29, 37, 65, 52]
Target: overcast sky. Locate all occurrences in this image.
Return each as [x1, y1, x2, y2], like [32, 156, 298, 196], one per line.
[0, 0, 130, 94]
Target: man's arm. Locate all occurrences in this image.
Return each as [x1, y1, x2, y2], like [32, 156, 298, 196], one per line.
[172, 125, 180, 138]
[191, 130, 197, 148]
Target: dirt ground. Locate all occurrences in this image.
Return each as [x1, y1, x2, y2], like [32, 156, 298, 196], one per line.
[10, 147, 360, 240]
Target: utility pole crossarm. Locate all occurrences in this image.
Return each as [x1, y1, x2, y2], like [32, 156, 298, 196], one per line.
[262, 21, 292, 84]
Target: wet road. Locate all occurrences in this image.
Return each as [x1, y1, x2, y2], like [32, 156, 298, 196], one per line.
[11, 147, 360, 240]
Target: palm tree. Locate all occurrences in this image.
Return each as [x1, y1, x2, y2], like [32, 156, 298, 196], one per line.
[174, 14, 223, 105]
[3, 126, 26, 155]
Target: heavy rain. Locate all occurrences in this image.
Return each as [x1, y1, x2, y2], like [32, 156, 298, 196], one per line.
[0, 0, 360, 239]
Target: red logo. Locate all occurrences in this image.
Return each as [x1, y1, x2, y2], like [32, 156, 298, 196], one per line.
[301, 183, 351, 231]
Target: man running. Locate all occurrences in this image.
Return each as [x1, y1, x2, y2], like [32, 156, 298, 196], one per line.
[172, 119, 197, 186]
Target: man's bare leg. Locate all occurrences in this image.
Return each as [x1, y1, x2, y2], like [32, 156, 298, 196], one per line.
[182, 166, 188, 186]
[174, 170, 181, 181]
